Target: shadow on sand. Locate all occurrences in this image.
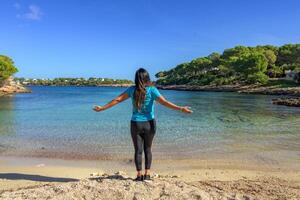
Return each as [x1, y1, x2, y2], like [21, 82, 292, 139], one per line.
[89, 174, 133, 182]
[0, 173, 79, 182]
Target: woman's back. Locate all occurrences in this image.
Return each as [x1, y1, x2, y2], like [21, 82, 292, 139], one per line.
[125, 86, 161, 121]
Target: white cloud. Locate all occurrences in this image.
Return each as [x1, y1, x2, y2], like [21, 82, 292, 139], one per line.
[24, 5, 43, 20]
[13, 2, 21, 10]
[14, 3, 43, 21]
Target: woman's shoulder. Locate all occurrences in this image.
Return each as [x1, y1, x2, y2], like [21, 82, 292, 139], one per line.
[128, 85, 135, 90]
[124, 85, 135, 95]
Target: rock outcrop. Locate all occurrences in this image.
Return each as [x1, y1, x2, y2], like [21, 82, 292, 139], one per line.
[272, 97, 300, 107]
[157, 84, 300, 96]
[0, 76, 31, 96]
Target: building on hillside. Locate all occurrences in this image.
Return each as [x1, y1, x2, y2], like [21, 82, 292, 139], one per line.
[285, 70, 299, 83]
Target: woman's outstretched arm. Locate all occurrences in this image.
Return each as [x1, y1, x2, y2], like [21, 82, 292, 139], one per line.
[156, 95, 193, 114]
[93, 92, 129, 112]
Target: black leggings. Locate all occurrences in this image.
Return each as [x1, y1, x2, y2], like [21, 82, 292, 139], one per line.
[130, 119, 156, 171]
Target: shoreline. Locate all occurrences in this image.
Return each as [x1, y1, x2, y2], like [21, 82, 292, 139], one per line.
[156, 84, 300, 96]
[22, 83, 134, 88]
[0, 86, 31, 96]
[1, 155, 299, 173]
[0, 82, 133, 96]
[2, 83, 300, 96]
[0, 77, 31, 96]
[157, 84, 300, 107]
[1, 145, 299, 170]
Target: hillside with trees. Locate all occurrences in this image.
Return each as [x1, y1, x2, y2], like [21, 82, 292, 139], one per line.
[155, 44, 300, 86]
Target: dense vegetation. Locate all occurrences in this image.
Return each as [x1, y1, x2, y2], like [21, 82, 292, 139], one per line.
[0, 55, 18, 85]
[15, 77, 133, 86]
[155, 44, 300, 86]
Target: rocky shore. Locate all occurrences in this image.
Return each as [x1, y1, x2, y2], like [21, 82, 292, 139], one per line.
[157, 84, 300, 96]
[0, 77, 31, 96]
[272, 97, 300, 107]
[1, 172, 299, 200]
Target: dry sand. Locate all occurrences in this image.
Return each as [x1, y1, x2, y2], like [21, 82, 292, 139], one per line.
[0, 156, 299, 200]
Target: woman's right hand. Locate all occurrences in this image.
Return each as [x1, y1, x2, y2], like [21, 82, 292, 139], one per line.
[93, 105, 104, 112]
[180, 106, 193, 114]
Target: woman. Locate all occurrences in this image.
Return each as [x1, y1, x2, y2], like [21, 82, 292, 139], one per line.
[93, 68, 192, 181]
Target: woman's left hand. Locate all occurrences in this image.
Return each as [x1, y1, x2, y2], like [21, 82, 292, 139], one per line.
[93, 105, 104, 112]
[181, 106, 193, 114]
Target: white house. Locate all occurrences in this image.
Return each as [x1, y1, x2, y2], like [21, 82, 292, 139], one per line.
[285, 70, 299, 82]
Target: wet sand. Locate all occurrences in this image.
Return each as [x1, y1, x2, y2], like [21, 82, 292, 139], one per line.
[0, 156, 299, 199]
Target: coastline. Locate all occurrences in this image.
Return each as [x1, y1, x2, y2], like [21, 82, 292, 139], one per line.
[156, 84, 300, 96]
[3, 82, 300, 96]
[0, 156, 299, 199]
[0, 77, 31, 96]
[23, 83, 134, 88]
[0, 77, 133, 96]
[0, 83, 133, 96]
[0, 86, 31, 96]
[157, 84, 300, 107]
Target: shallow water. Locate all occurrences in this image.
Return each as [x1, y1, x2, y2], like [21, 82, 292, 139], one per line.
[0, 86, 300, 163]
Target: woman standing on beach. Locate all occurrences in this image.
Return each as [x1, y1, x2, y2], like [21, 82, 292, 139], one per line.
[93, 68, 192, 181]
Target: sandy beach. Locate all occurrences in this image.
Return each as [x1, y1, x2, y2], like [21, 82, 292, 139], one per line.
[0, 156, 299, 199]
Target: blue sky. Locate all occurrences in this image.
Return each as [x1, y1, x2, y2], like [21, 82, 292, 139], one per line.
[1, 0, 300, 80]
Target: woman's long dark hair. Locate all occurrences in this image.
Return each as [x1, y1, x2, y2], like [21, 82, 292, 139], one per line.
[134, 68, 151, 111]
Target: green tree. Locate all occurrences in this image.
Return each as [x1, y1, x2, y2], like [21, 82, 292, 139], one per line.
[189, 57, 212, 76]
[0, 55, 18, 83]
[277, 44, 300, 66]
[232, 52, 268, 84]
[264, 49, 277, 66]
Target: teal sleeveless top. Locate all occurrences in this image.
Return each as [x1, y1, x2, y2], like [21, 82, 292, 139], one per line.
[124, 86, 162, 121]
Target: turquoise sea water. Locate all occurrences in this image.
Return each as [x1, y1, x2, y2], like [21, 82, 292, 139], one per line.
[1, 86, 300, 162]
